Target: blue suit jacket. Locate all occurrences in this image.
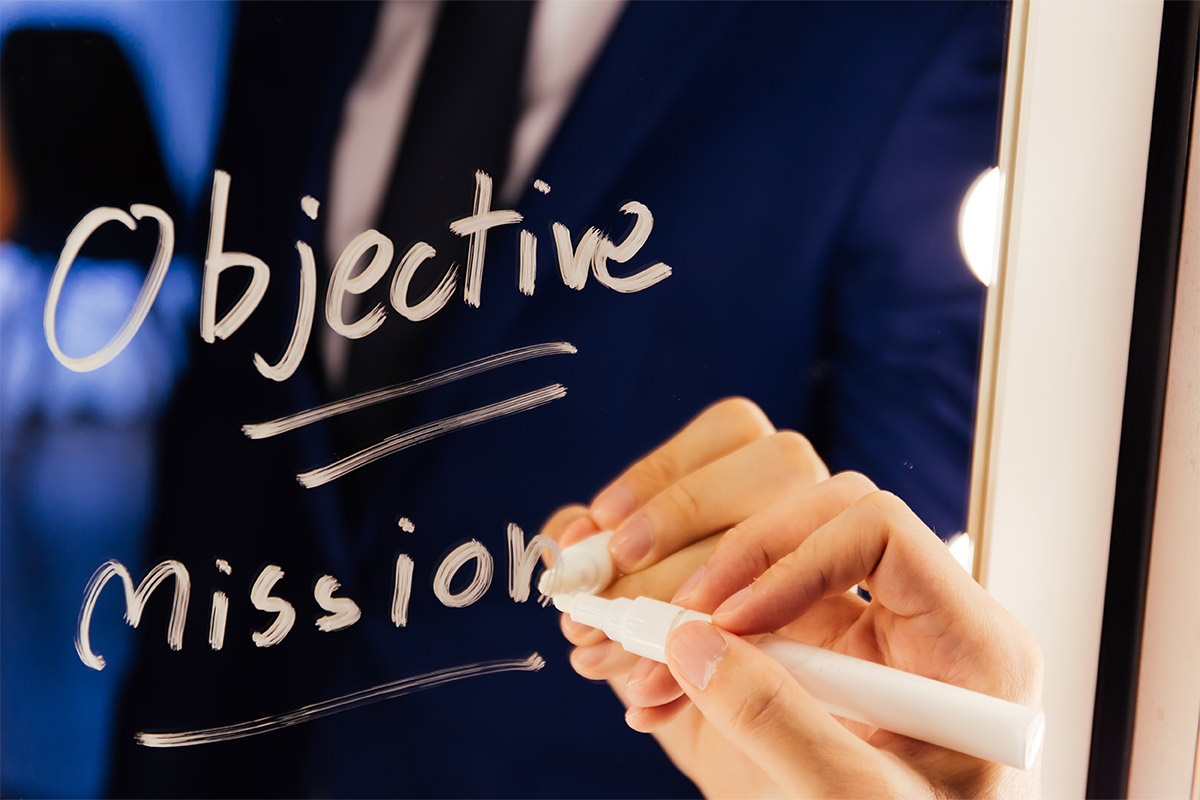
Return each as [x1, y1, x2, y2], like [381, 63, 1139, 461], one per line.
[112, 3, 1006, 796]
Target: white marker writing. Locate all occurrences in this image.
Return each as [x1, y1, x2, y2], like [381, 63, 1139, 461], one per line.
[392, 554, 415, 628]
[593, 202, 671, 293]
[76, 522, 555, 663]
[209, 592, 230, 651]
[48, 171, 670, 379]
[326, 229, 393, 340]
[209, 559, 231, 651]
[44, 204, 174, 372]
[295, 383, 567, 488]
[242, 341, 575, 440]
[392, 519, 416, 627]
[390, 241, 457, 322]
[300, 195, 319, 220]
[76, 559, 190, 671]
[201, 170, 270, 344]
[249, 565, 295, 648]
[518, 229, 537, 296]
[313, 576, 362, 632]
[449, 170, 523, 308]
[506, 523, 561, 604]
[552, 223, 603, 290]
[254, 238, 315, 381]
[136, 654, 545, 747]
[433, 540, 493, 608]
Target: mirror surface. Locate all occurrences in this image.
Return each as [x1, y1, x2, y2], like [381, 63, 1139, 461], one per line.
[0, 2, 1010, 795]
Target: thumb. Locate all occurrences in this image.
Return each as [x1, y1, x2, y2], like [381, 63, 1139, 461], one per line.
[666, 622, 893, 795]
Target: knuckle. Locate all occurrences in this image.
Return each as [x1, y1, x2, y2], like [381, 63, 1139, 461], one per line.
[832, 470, 877, 497]
[852, 491, 904, 546]
[863, 489, 908, 519]
[769, 430, 818, 473]
[861, 490, 937, 549]
[993, 625, 1045, 706]
[709, 397, 774, 441]
[724, 522, 773, 578]
[625, 450, 680, 494]
[730, 673, 788, 735]
[656, 481, 704, 527]
[776, 546, 824, 606]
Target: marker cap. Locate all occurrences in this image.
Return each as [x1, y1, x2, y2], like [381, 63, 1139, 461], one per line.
[538, 530, 615, 596]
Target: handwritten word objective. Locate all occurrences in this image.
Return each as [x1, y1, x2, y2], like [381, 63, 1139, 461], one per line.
[44, 170, 671, 380]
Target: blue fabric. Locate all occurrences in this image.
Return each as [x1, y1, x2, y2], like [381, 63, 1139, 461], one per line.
[1, 6, 228, 796]
[0, 246, 197, 797]
[110, 3, 1007, 797]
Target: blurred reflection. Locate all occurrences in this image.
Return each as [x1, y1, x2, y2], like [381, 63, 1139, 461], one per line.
[0, 10, 230, 796]
[1, 2, 1008, 797]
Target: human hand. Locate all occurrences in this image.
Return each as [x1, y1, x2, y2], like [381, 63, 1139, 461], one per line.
[623, 472, 1044, 798]
[536, 397, 829, 685]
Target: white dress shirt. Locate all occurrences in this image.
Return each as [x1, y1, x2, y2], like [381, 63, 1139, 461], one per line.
[323, 1, 625, 384]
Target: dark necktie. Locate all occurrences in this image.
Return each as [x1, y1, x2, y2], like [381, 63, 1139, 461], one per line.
[334, 0, 533, 514]
[343, 1, 532, 397]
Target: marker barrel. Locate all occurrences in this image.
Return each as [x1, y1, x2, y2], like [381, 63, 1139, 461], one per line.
[756, 634, 1044, 771]
[560, 594, 1043, 771]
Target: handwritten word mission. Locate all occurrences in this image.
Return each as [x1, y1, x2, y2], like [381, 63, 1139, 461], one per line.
[75, 523, 559, 671]
[44, 169, 671, 379]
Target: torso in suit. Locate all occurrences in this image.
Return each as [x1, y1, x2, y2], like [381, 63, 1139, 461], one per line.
[111, 3, 1007, 796]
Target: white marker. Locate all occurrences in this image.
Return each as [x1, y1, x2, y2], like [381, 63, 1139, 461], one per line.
[537, 530, 615, 597]
[555, 594, 1044, 772]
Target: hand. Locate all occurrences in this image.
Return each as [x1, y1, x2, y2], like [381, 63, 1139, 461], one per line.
[624, 472, 1044, 798]
[537, 397, 829, 685]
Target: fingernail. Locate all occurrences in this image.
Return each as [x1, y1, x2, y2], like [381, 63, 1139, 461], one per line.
[570, 642, 610, 670]
[668, 622, 726, 691]
[560, 515, 599, 548]
[561, 615, 595, 641]
[671, 565, 706, 603]
[625, 657, 657, 689]
[591, 484, 636, 528]
[714, 585, 752, 619]
[611, 516, 654, 569]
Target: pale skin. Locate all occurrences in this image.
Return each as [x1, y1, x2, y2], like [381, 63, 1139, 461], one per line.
[539, 397, 1043, 798]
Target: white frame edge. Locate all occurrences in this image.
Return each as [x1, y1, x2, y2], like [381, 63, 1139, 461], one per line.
[970, 1, 1164, 797]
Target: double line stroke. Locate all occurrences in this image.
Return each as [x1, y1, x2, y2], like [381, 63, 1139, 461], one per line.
[238, 342, 575, 488]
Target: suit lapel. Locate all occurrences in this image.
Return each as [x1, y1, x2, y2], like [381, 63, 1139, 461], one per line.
[524, 2, 743, 227]
[344, 3, 745, 556]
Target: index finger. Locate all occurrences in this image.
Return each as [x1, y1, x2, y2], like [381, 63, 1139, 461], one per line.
[712, 490, 976, 635]
[537, 504, 591, 564]
[672, 471, 879, 612]
[588, 397, 775, 529]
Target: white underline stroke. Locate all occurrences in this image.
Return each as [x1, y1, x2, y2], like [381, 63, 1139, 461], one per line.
[242, 341, 576, 440]
[136, 653, 545, 748]
[297, 384, 567, 488]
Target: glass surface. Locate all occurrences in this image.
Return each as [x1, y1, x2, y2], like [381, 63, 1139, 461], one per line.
[0, 2, 1010, 796]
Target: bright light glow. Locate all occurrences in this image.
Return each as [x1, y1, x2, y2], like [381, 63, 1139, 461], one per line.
[958, 167, 1001, 287]
[947, 531, 975, 575]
